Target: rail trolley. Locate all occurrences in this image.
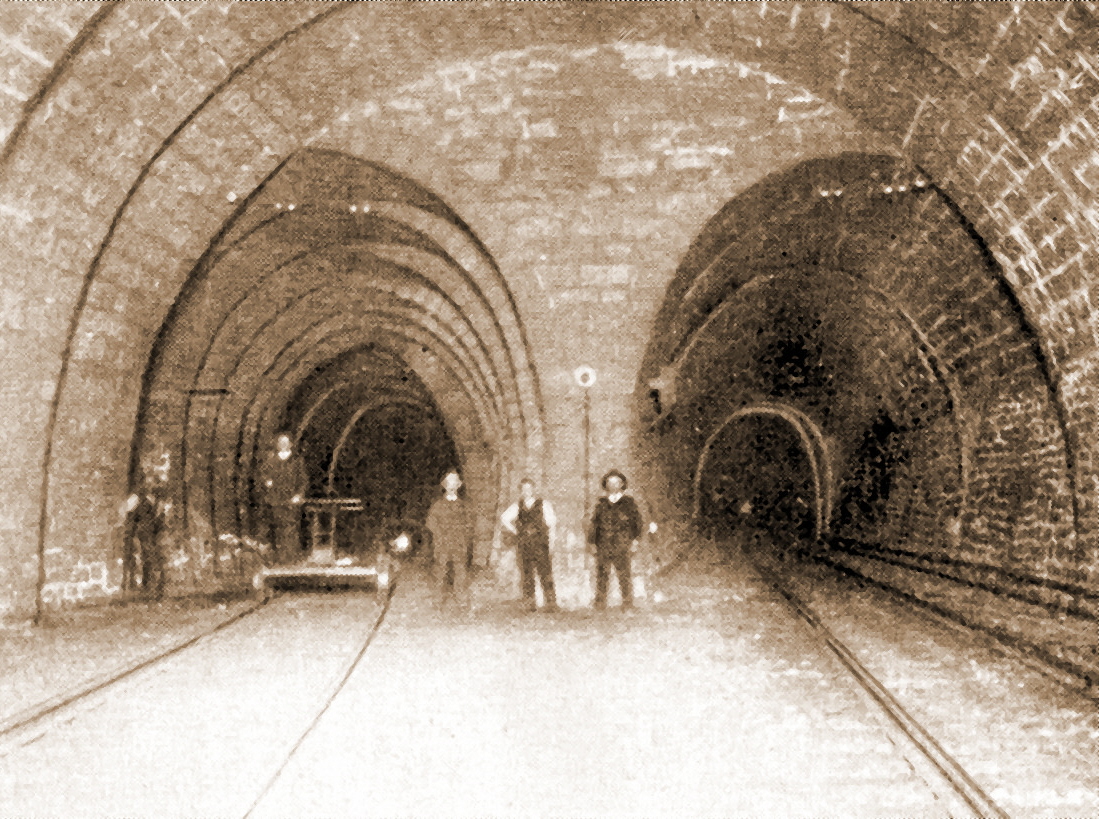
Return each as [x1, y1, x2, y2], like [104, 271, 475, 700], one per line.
[255, 498, 422, 594]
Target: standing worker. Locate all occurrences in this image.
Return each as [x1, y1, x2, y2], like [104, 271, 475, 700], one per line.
[121, 490, 143, 592]
[589, 469, 643, 610]
[425, 470, 475, 611]
[501, 478, 558, 612]
[258, 432, 307, 559]
[124, 468, 170, 599]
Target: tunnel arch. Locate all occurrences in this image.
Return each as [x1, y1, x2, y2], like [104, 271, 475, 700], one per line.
[202, 265, 509, 470]
[181, 308, 500, 550]
[122, 149, 536, 577]
[209, 317, 499, 558]
[288, 344, 425, 447]
[639, 151, 1077, 593]
[242, 316, 499, 475]
[173, 286, 503, 547]
[223, 288, 505, 497]
[676, 266, 970, 526]
[2, 3, 1096, 617]
[155, 160, 533, 455]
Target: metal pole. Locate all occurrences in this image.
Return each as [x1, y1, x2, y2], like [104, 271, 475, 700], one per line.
[583, 389, 591, 516]
[574, 366, 597, 573]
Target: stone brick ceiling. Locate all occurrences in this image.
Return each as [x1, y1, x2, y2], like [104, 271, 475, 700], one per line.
[0, 2, 1097, 616]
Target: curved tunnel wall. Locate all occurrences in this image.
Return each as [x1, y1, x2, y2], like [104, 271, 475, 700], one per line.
[129, 149, 536, 575]
[638, 153, 1083, 624]
[279, 345, 460, 553]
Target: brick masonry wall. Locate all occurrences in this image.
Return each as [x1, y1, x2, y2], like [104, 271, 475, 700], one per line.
[0, 3, 106, 147]
[0, 3, 1097, 617]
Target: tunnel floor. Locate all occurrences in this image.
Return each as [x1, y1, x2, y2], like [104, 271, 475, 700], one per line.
[1, 547, 1096, 817]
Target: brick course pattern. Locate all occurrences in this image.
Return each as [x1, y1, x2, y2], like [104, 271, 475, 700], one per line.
[0, 3, 1096, 624]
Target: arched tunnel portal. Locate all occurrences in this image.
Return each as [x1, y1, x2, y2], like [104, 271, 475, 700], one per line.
[0, 2, 1095, 649]
[695, 405, 831, 548]
[130, 150, 538, 574]
[638, 153, 1082, 639]
[285, 345, 461, 559]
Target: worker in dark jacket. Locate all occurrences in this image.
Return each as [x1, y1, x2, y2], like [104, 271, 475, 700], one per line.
[258, 432, 307, 559]
[124, 472, 170, 598]
[588, 469, 642, 609]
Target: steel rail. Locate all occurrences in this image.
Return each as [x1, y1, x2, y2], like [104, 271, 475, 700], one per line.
[752, 558, 1010, 819]
[243, 582, 396, 818]
[815, 552, 1094, 693]
[0, 596, 271, 741]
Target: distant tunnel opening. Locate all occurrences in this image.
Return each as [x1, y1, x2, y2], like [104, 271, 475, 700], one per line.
[327, 405, 457, 528]
[122, 149, 542, 589]
[697, 411, 822, 560]
[274, 344, 460, 560]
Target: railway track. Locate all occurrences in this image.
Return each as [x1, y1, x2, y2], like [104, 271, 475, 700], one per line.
[814, 550, 1097, 693]
[0, 596, 272, 742]
[2, 552, 1015, 816]
[749, 556, 1010, 819]
[0, 584, 395, 817]
[0, 585, 393, 761]
[243, 582, 394, 817]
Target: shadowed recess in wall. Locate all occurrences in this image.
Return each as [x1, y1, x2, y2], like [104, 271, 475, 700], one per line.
[638, 152, 1078, 619]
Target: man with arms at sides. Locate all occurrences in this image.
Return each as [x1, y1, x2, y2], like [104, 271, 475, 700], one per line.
[589, 469, 643, 610]
[425, 469, 475, 612]
[501, 478, 558, 612]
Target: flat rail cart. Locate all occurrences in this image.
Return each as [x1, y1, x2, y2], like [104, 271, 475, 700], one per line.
[256, 497, 390, 593]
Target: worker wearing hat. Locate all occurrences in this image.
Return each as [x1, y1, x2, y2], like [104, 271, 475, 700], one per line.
[588, 469, 642, 609]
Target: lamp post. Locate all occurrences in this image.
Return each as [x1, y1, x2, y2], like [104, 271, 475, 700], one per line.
[574, 366, 597, 514]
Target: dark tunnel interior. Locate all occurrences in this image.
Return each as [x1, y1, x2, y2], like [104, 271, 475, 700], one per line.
[276, 344, 459, 556]
[678, 266, 956, 556]
[327, 405, 456, 525]
[639, 153, 1072, 580]
[697, 413, 819, 552]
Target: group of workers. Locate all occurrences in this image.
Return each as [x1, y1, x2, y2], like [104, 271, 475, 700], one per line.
[121, 434, 308, 599]
[427, 468, 646, 612]
[124, 432, 649, 610]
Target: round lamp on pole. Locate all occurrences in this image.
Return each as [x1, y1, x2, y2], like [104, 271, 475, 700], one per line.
[574, 366, 597, 514]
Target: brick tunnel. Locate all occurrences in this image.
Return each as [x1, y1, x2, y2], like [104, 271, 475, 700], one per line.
[0, 2, 1097, 669]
